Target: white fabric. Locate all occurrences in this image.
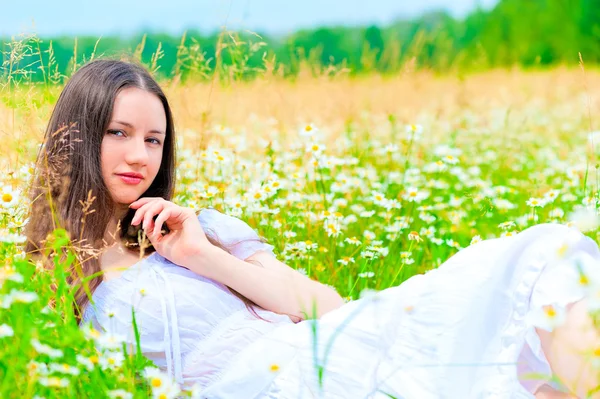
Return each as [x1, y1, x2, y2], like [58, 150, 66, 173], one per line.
[82, 216, 600, 398]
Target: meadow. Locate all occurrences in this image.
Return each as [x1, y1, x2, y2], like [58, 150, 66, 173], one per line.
[1, 34, 600, 397]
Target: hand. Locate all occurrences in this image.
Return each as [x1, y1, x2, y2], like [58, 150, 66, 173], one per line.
[129, 197, 211, 269]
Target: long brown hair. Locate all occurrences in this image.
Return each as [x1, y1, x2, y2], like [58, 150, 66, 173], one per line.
[24, 58, 266, 322]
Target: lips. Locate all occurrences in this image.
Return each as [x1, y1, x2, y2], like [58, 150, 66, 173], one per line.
[116, 172, 144, 185]
[116, 172, 144, 179]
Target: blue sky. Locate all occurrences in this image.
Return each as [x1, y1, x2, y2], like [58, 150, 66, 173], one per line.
[2, 0, 498, 38]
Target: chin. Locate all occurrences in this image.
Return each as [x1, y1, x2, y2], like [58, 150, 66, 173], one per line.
[112, 191, 145, 206]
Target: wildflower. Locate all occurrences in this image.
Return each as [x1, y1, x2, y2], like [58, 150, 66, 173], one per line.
[323, 218, 342, 238]
[2, 289, 38, 308]
[0, 324, 13, 338]
[400, 251, 415, 265]
[543, 189, 560, 202]
[76, 354, 97, 372]
[38, 377, 69, 388]
[568, 207, 600, 232]
[145, 367, 170, 391]
[81, 324, 102, 341]
[371, 191, 388, 206]
[0, 185, 20, 209]
[405, 124, 423, 137]
[108, 390, 134, 399]
[31, 339, 63, 358]
[363, 230, 376, 241]
[306, 141, 326, 156]
[358, 271, 375, 278]
[344, 237, 361, 246]
[470, 235, 482, 246]
[446, 238, 462, 250]
[299, 123, 318, 137]
[200, 185, 219, 199]
[498, 221, 516, 230]
[0, 231, 26, 244]
[441, 154, 459, 165]
[144, 367, 181, 399]
[337, 257, 355, 266]
[0, 266, 24, 287]
[407, 231, 423, 242]
[403, 187, 429, 203]
[27, 360, 49, 377]
[49, 363, 80, 376]
[99, 351, 125, 371]
[283, 231, 297, 239]
[526, 304, 566, 332]
[420, 226, 436, 238]
[526, 197, 545, 208]
[96, 332, 127, 351]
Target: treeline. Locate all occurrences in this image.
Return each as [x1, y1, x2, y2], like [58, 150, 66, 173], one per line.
[1, 0, 600, 84]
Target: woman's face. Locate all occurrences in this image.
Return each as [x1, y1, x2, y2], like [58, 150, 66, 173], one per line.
[101, 87, 166, 206]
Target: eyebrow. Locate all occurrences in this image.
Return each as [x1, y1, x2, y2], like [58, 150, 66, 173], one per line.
[112, 120, 165, 135]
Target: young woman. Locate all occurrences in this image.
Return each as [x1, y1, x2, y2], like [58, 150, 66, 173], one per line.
[24, 59, 600, 398]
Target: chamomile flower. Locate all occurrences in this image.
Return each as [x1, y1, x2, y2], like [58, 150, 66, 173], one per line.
[407, 231, 423, 242]
[31, 339, 63, 358]
[344, 236, 362, 246]
[405, 124, 423, 137]
[99, 351, 125, 371]
[358, 271, 375, 278]
[0, 324, 13, 338]
[49, 363, 80, 376]
[108, 389, 134, 399]
[403, 187, 430, 203]
[470, 235, 482, 245]
[526, 197, 545, 208]
[0, 185, 20, 209]
[337, 257, 355, 266]
[38, 377, 69, 388]
[299, 123, 319, 137]
[526, 304, 566, 332]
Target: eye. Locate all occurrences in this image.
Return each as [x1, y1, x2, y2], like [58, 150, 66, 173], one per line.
[107, 129, 125, 137]
[146, 137, 162, 145]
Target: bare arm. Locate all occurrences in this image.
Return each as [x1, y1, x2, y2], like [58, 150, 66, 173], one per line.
[186, 246, 345, 322]
[538, 299, 600, 398]
[535, 384, 577, 398]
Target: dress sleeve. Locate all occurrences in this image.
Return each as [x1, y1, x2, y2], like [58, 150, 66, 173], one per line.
[197, 208, 275, 260]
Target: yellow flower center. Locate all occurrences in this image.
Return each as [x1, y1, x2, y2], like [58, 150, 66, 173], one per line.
[89, 355, 99, 364]
[557, 243, 569, 257]
[305, 125, 312, 132]
[2, 193, 12, 202]
[544, 306, 557, 318]
[151, 377, 162, 388]
[269, 363, 280, 372]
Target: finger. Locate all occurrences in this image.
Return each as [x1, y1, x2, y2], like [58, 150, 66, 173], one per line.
[132, 199, 161, 225]
[152, 208, 172, 238]
[142, 201, 166, 233]
[129, 197, 162, 209]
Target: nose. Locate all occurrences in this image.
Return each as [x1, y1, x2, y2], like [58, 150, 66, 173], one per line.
[123, 135, 149, 166]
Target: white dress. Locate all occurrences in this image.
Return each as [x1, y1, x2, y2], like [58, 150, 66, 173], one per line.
[81, 208, 600, 398]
